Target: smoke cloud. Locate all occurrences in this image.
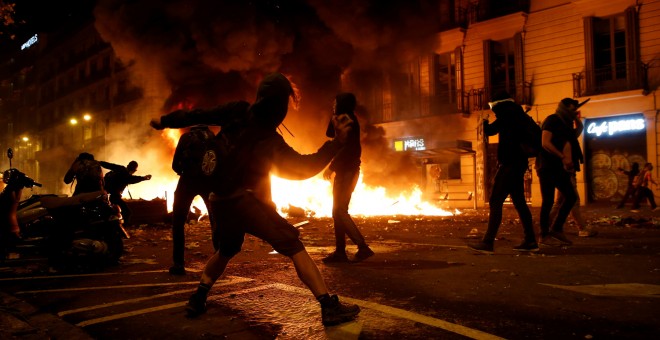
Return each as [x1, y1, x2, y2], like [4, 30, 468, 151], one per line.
[93, 0, 447, 196]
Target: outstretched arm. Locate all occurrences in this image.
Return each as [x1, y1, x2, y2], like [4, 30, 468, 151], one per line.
[150, 101, 250, 130]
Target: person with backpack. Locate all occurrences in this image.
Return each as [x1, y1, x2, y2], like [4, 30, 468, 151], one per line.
[169, 125, 216, 276]
[322, 93, 374, 263]
[64, 152, 105, 196]
[631, 163, 658, 212]
[150, 73, 361, 326]
[536, 98, 580, 246]
[100, 160, 152, 226]
[467, 91, 538, 254]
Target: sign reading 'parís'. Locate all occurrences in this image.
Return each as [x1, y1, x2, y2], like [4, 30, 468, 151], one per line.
[394, 137, 426, 151]
[586, 115, 645, 137]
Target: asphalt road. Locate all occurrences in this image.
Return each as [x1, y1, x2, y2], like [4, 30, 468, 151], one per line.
[1, 205, 659, 339]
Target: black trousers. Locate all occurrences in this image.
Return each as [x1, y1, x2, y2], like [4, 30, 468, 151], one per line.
[632, 187, 656, 209]
[537, 167, 577, 235]
[332, 168, 367, 250]
[172, 176, 214, 266]
[483, 163, 535, 243]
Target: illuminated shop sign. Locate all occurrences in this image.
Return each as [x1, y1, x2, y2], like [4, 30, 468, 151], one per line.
[586, 117, 645, 137]
[21, 34, 38, 50]
[394, 137, 425, 151]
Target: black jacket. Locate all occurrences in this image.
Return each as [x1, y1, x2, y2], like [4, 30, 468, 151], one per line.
[483, 101, 529, 167]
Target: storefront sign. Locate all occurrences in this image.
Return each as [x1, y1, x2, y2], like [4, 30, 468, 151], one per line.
[394, 137, 425, 151]
[586, 117, 645, 137]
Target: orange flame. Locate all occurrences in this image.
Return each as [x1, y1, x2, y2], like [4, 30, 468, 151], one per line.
[271, 174, 456, 217]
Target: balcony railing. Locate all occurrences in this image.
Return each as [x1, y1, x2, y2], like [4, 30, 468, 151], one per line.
[461, 82, 532, 115]
[573, 61, 648, 97]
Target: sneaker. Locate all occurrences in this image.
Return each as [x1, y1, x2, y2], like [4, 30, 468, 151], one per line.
[353, 247, 375, 263]
[549, 231, 573, 245]
[578, 229, 598, 237]
[321, 295, 360, 326]
[467, 241, 494, 255]
[539, 235, 559, 246]
[322, 251, 349, 263]
[185, 292, 207, 317]
[512, 241, 539, 252]
[169, 264, 186, 276]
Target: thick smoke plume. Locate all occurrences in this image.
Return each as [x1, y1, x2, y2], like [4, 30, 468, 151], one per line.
[93, 0, 447, 195]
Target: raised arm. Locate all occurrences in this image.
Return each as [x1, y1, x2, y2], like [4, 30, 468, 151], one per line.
[150, 101, 250, 130]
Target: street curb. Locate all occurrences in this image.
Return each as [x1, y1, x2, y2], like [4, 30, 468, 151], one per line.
[0, 291, 92, 339]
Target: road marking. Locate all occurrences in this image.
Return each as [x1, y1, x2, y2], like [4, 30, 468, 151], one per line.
[76, 283, 277, 327]
[0, 269, 200, 282]
[16, 281, 201, 294]
[58, 276, 253, 316]
[270, 283, 504, 340]
[74, 280, 503, 339]
[541, 283, 660, 298]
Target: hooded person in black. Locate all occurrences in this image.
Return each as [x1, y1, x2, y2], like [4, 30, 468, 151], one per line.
[467, 91, 538, 254]
[150, 73, 360, 326]
[322, 93, 374, 263]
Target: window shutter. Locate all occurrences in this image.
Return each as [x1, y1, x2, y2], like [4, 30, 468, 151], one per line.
[625, 6, 640, 87]
[514, 32, 525, 103]
[583, 16, 595, 95]
[454, 46, 464, 112]
[483, 40, 492, 107]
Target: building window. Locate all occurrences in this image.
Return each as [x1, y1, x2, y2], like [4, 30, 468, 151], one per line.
[583, 7, 641, 95]
[483, 33, 524, 105]
[432, 48, 463, 115]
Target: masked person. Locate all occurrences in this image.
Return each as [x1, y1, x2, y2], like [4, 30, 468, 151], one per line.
[468, 91, 538, 254]
[548, 110, 597, 238]
[536, 98, 579, 246]
[150, 73, 361, 326]
[64, 152, 104, 196]
[322, 93, 373, 263]
[100, 160, 152, 226]
[169, 125, 216, 276]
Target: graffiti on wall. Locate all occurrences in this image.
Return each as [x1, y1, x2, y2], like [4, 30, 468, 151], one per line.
[588, 151, 646, 201]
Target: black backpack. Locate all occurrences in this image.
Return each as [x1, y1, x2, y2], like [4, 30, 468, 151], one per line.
[519, 112, 542, 158]
[172, 127, 215, 176]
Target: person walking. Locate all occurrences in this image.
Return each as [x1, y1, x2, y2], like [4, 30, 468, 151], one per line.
[616, 162, 640, 209]
[536, 98, 580, 246]
[169, 125, 216, 275]
[150, 73, 361, 326]
[322, 93, 374, 263]
[631, 163, 658, 212]
[548, 114, 597, 237]
[101, 160, 152, 226]
[467, 91, 538, 254]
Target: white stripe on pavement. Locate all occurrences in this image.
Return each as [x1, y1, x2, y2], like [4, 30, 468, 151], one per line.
[17, 281, 201, 294]
[75, 283, 278, 327]
[58, 276, 253, 316]
[74, 280, 503, 339]
[0, 269, 201, 281]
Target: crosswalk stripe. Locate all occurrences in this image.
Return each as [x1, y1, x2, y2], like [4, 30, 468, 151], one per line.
[75, 283, 277, 327]
[0, 269, 200, 282]
[73, 279, 503, 339]
[58, 277, 253, 316]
